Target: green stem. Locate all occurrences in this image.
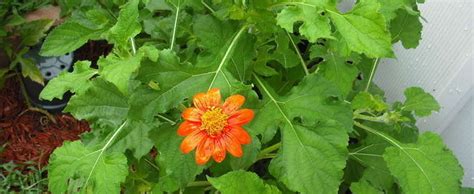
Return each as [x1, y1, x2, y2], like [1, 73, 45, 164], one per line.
[16, 71, 32, 108]
[286, 31, 309, 76]
[365, 58, 379, 92]
[187, 181, 211, 187]
[23, 178, 47, 190]
[353, 113, 386, 123]
[130, 38, 137, 55]
[156, 114, 177, 125]
[170, 1, 180, 49]
[84, 121, 129, 188]
[258, 142, 281, 158]
[201, 0, 215, 13]
[256, 153, 277, 161]
[144, 158, 160, 172]
[353, 121, 402, 149]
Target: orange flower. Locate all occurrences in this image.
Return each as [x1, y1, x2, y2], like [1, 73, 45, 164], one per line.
[178, 88, 254, 165]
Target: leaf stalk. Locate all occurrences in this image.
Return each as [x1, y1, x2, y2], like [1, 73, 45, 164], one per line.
[286, 31, 309, 76]
[365, 58, 379, 92]
[257, 142, 281, 159]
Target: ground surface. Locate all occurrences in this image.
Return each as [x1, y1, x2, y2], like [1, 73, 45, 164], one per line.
[0, 77, 90, 167]
[0, 41, 112, 168]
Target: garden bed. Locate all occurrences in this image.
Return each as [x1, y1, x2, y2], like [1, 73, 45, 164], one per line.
[0, 75, 89, 167]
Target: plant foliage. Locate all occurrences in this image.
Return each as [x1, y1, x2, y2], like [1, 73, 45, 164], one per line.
[35, 0, 464, 193]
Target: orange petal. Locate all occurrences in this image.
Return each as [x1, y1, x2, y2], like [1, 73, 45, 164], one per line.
[224, 133, 243, 157]
[212, 138, 226, 163]
[193, 93, 208, 111]
[228, 109, 254, 126]
[177, 121, 201, 136]
[228, 126, 251, 144]
[182, 108, 202, 122]
[180, 130, 206, 154]
[222, 95, 245, 114]
[192, 89, 222, 111]
[195, 137, 214, 165]
[206, 88, 222, 108]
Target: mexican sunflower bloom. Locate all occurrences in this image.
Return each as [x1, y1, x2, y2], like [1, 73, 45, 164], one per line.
[178, 88, 254, 165]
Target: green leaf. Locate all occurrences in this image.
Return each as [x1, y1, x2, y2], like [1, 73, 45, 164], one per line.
[40, 20, 107, 56]
[192, 15, 236, 66]
[361, 167, 395, 192]
[328, 0, 393, 57]
[227, 32, 257, 82]
[390, 10, 423, 49]
[40, 61, 98, 101]
[149, 123, 203, 192]
[352, 92, 388, 112]
[108, 0, 141, 47]
[123, 157, 159, 193]
[378, 0, 407, 21]
[350, 180, 382, 194]
[98, 53, 141, 95]
[48, 141, 128, 194]
[145, 0, 173, 11]
[65, 78, 129, 127]
[272, 31, 300, 69]
[277, 5, 333, 42]
[98, 45, 158, 94]
[312, 45, 359, 97]
[110, 120, 155, 159]
[19, 57, 44, 85]
[349, 130, 395, 191]
[251, 74, 352, 193]
[130, 22, 251, 120]
[254, 45, 279, 77]
[208, 170, 281, 194]
[384, 132, 463, 194]
[19, 19, 53, 46]
[402, 87, 440, 117]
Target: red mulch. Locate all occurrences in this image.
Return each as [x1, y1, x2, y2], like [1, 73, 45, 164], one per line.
[0, 77, 90, 168]
[0, 40, 112, 168]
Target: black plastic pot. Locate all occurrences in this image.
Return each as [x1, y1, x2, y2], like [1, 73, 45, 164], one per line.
[21, 45, 74, 113]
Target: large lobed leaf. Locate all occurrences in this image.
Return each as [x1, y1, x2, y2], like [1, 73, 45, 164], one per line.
[110, 120, 155, 159]
[277, 5, 333, 42]
[390, 10, 423, 49]
[64, 78, 128, 128]
[40, 9, 112, 56]
[402, 87, 440, 117]
[329, 0, 393, 58]
[48, 141, 128, 194]
[40, 61, 97, 101]
[384, 132, 463, 194]
[251, 73, 352, 193]
[310, 44, 359, 97]
[107, 0, 141, 47]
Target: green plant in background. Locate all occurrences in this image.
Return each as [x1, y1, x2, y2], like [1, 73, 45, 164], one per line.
[0, 0, 57, 88]
[0, 161, 48, 193]
[26, 0, 467, 193]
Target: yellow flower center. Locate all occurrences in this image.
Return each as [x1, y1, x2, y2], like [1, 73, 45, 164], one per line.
[201, 108, 229, 135]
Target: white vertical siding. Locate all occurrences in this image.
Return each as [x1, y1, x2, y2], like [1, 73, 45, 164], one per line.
[374, 0, 474, 187]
